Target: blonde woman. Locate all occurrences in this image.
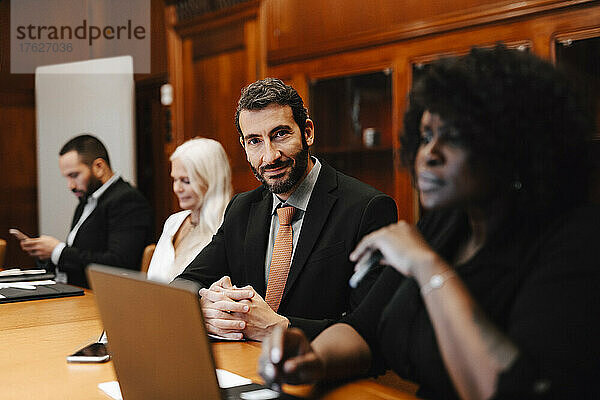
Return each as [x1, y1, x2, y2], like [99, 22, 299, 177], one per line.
[147, 138, 232, 283]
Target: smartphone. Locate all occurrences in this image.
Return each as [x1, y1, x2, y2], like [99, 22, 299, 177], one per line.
[9, 228, 30, 241]
[66, 342, 110, 363]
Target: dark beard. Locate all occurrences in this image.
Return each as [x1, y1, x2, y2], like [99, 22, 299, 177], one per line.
[251, 146, 309, 194]
[81, 175, 103, 202]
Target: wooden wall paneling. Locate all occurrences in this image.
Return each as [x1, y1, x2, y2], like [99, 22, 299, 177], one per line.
[191, 23, 245, 59]
[182, 38, 197, 147]
[0, 0, 9, 72]
[257, 0, 269, 81]
[165, 3, 192, 214]
[150, 0, 169, 77]
[0, 1, 34, 90]
[0, 1, 37, 267]
[165, 4, 186, 156]
[288, 74, 309, 108]
[189, 47, 247, 184]
[265, 0, 596, 64]
[530, 17, 556, 58]
[190, 56, 218, 139]
[165, 0, 263, 199]
[244, 19, 259, 82]
[0, 93, 38, 267]
[392, 58, 416, 223]
[194, 48, 256, 193]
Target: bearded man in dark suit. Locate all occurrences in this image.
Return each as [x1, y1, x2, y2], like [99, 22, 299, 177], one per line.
[175, 78, 397, 341]
[20, 134, 153, 288]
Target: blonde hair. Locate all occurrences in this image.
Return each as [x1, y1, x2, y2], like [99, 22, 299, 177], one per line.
[170, 138, 233, 234]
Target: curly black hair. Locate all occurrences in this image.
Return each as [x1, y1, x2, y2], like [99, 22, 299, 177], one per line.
[401, 45, 594, 212]
[235, 78, 309, 138]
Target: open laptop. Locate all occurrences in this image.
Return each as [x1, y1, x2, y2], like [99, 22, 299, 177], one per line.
[87, 264, 298, 400]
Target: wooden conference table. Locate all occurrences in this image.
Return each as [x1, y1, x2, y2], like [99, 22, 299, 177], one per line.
[0, 292, 418, 399]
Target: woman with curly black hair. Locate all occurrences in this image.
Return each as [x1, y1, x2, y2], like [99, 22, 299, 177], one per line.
[258, 45, 600, 399]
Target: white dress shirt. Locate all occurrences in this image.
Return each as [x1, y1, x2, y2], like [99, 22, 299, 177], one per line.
[264, 158, 321, 284]
[51, 174, 120, 280]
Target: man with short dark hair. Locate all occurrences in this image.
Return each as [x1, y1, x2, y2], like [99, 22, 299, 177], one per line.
[176, 78, 397, 341]
[20, 134, 153, 288]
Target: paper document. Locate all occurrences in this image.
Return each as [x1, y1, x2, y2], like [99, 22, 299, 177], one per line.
[0, 269, 47, 276]
[208, 333, 245, 341]
[98, 381, 122, 400]
[98, 369, 253, 399]
[216, 368, 253, 388]
[0, 280, 56, 290]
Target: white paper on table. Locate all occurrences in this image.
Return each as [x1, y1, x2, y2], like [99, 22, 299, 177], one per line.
[0, 268, 47, 276]
[23, 280, 56, 285]
[208, 333, 245, 341]
[216, 368, 253, 388]
[98, 369, 252, 398]
[0, 280, 57, 290]
[98, 381, 122, 400]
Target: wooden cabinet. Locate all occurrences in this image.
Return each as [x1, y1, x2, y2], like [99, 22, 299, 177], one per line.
[263, 0, 598, 65]
[309, 70, 395, 198]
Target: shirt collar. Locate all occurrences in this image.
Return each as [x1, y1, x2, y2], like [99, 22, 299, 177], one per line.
[271, 157, 321, 213]
[90, 173, 120, 202]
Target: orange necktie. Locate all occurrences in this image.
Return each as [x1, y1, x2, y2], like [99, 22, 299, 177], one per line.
[265, 206, 296, 312]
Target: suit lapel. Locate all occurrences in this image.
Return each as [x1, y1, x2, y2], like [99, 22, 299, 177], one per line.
[70, 178, 123, 243]
[282, 164, 338, 302]
[70, 202, 85, 230]
[244, 190, 272, 296]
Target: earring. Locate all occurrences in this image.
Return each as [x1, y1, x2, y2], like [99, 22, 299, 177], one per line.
[512, 179, 523, 191]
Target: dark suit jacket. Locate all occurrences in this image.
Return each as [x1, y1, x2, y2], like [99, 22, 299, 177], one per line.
[177, 163, 398, 339]
[47, 177, 153, 288]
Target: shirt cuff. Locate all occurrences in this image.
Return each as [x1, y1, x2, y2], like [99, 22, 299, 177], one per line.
[51, 242, 66, 265]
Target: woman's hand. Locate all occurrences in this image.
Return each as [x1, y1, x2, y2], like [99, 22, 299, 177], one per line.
[259, 327, 325, 387]
[350, 221, 439, 277]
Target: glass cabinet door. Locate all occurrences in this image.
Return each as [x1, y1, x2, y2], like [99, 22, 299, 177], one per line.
[555, 34, 600, 202]
[555, 35, 600, 139]
[309, 70, 394, 196]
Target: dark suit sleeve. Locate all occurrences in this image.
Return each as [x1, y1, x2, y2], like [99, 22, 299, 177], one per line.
[57, 190, 152, 276]
[174, 195, 238, 288]
[287, 194, 398, 339]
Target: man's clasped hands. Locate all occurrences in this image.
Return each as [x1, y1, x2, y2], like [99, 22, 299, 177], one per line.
[199, 276, 290, 341]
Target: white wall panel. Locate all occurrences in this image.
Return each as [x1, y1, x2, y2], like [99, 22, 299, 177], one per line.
[35, 56, 135, 239]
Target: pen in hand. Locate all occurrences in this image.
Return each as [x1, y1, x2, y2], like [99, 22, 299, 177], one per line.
[349, 249, 383, 288]
[259, 354, 282, 393]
